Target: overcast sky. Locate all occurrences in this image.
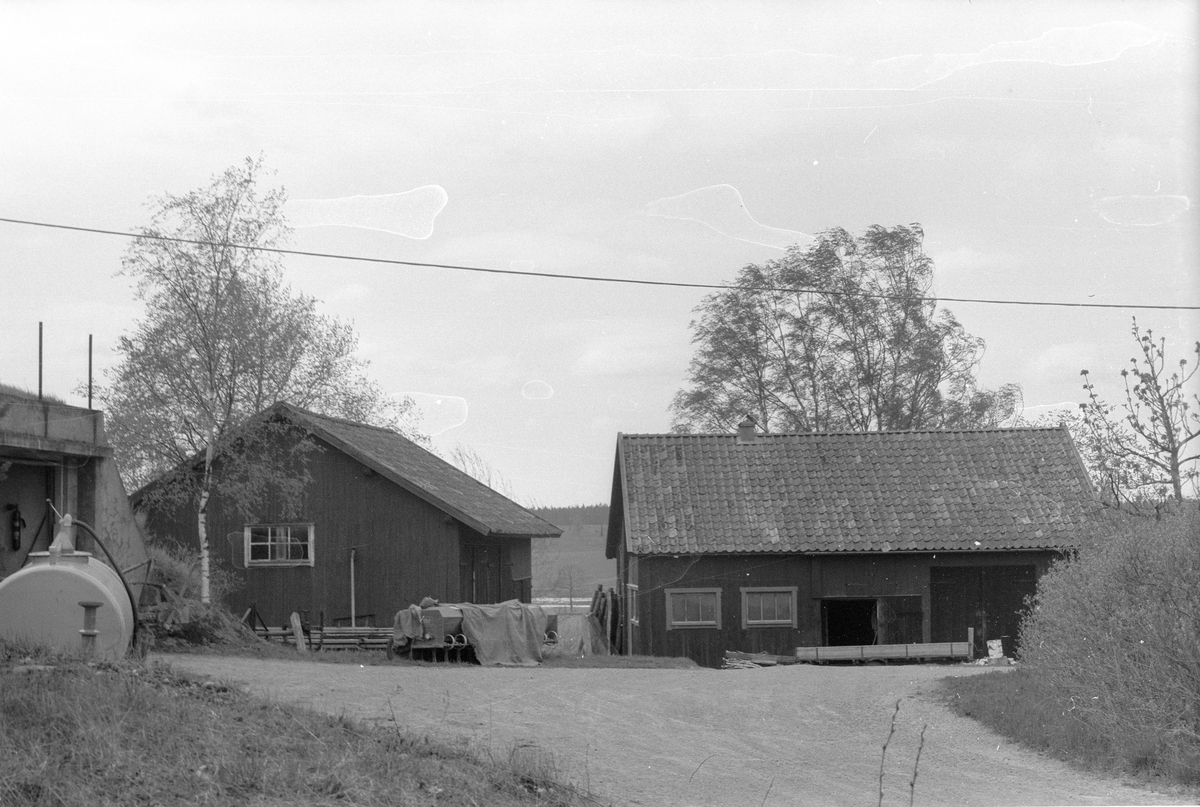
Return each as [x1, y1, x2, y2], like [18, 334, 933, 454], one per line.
[1, 2, 1196, 506]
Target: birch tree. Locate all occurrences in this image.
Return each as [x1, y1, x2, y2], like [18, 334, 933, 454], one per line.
[99, 157, 418, 603]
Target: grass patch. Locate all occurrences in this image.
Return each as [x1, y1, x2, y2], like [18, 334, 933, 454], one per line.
[0, 641, 592, 806]
[940, 668, 1200, 793]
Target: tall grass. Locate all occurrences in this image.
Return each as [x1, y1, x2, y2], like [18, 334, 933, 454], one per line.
[949, 505, 1200, 787]
[0, 640, 589, 806]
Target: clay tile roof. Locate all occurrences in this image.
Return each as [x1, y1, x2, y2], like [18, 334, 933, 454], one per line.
[609, 427, 1100, 557]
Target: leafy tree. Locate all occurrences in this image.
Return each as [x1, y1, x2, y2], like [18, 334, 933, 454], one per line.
[672, 225, 1020, 433]
[448, 443, 522, 504]
[98, 157, 418, 602]
[1025, 408, 1163, 508]
[1079, 319, 1199, 504]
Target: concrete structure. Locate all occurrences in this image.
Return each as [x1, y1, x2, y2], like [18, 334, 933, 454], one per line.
[0, 391, 148, 579]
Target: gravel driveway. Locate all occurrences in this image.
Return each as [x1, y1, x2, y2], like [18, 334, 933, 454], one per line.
[157, 654, 1188, 807]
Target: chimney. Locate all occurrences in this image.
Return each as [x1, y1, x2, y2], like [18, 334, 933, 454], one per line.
[736, 415, 759, 445]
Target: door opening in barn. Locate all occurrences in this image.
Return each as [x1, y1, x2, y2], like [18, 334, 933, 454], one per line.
[930, 565, 1036, 657]
[822, 599, 876, 645]
[822, 596, 924, 646]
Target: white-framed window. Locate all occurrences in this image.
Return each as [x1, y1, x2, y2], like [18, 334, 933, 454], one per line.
[626, 583, 640, 626]
[666, 587, 721, 630]
[741, 587, 798, 629]
[244, 524, 315, 567]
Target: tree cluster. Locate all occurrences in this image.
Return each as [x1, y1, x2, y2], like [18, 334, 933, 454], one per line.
[672, 224, 1020, 434]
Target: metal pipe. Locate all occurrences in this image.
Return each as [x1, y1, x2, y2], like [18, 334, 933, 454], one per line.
[38, 321, 43, 400]
[87, 334, 93, 409]
[349, 547, 356, 628]
[59, 508, 141, 655]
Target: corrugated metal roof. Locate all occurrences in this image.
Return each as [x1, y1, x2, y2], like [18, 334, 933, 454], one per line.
[274, 403, 560, 538]
[614, 427, 1100, 555]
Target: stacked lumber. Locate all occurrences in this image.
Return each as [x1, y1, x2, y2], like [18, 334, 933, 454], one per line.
[721, 650, 798, 669]
[313, 627, 393, 651]
[247, 611, 392, 652]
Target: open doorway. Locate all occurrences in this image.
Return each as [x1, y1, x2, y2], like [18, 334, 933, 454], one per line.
[822, 599, 876, 645]
[822, 596, 924, 646]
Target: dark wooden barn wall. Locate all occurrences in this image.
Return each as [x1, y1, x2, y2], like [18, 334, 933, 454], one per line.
[143, 436, 465, 628]
[459, 526, 531, 605]
[631, 550, 1059, 668]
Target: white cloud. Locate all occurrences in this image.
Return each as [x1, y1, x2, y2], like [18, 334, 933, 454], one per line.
[875, 22, 1166, 88]
[1029, 342, 1097, 382]
[285, 186, 448, 238]
[1093, 195, 1191, 226]
[646, 184, 813, 251]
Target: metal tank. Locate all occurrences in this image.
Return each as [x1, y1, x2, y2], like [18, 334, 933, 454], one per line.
[0, 515, 134, 659]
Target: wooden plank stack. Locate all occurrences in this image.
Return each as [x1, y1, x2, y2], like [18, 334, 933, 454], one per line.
[792, 640, 971, 663]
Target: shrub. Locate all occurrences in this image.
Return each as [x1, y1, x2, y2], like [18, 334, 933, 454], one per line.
[1019, 505, 1200, 783]
[141, 541, 253, 647]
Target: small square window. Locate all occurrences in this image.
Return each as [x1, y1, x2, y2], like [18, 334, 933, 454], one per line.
[741, 587, 798, 629]
[245, 524, 315, 567]
[666, 588, 721, 630]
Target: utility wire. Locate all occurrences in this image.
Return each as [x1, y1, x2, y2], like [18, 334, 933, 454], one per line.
[2, 215, 1196, 311]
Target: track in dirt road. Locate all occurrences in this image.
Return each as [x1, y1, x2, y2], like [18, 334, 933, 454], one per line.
[158, 654, 1189, 807]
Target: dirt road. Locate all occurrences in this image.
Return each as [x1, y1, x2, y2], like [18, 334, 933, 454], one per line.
[157, 654, 1188, 807]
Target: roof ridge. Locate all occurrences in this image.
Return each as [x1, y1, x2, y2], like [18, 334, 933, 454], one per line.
[273, 401, 406, 437]
[623, 426, 1067, 438]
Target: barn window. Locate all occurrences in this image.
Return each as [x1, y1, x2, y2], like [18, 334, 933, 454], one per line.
[665, 588, 721, 629]
[626, 583, 639, 626]
[741, 587, 797, 628]
[245, 524, 315, 567]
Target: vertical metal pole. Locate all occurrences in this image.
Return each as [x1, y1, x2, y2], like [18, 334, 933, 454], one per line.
[38, 321, 43, 400]
[349, 547, 357, 628]
[88, 334, 93, 409]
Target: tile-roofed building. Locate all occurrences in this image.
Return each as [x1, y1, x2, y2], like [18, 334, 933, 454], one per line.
[606, 421, 1104, 667]
[139, 402, 560, 628]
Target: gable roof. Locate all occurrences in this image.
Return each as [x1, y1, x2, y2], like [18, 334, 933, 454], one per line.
[608, 427, 1101, 557]
[268, 403, 560, 538]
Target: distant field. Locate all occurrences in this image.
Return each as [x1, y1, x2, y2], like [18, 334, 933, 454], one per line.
[532, 506, 615, 598]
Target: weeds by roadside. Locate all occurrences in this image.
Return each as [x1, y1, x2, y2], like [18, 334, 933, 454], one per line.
[941, 665, 1200, 798]
[0, 639, 593, 806]
[1018, 505, 1200, 787]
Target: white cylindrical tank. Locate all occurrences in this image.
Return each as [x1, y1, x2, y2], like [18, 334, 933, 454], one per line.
[0, 550, 134, 659]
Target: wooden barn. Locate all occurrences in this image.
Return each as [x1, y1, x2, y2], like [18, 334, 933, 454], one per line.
[138, 402, 560, 628]
[606, 420, 1104, 667]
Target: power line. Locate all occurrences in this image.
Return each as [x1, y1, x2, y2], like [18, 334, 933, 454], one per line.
[1, 215, 1196, 311]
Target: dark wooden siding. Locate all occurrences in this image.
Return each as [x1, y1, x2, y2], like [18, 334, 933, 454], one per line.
[630, 550, 1059, 668]
[459, 526, 531, 604]
[633, 555, 814, 668]
[930, 564, 1038, 657]
[143, 435, 463, 628]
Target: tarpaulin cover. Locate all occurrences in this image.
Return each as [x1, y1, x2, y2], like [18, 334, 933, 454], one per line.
[548, 613, 609, 658]
[454, 600, 547, 666]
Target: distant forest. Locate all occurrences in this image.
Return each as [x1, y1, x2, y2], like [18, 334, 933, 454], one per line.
[532, 504, 608, 528]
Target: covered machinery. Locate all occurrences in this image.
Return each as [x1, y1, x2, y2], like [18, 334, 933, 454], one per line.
[389, 600, 555, 666]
